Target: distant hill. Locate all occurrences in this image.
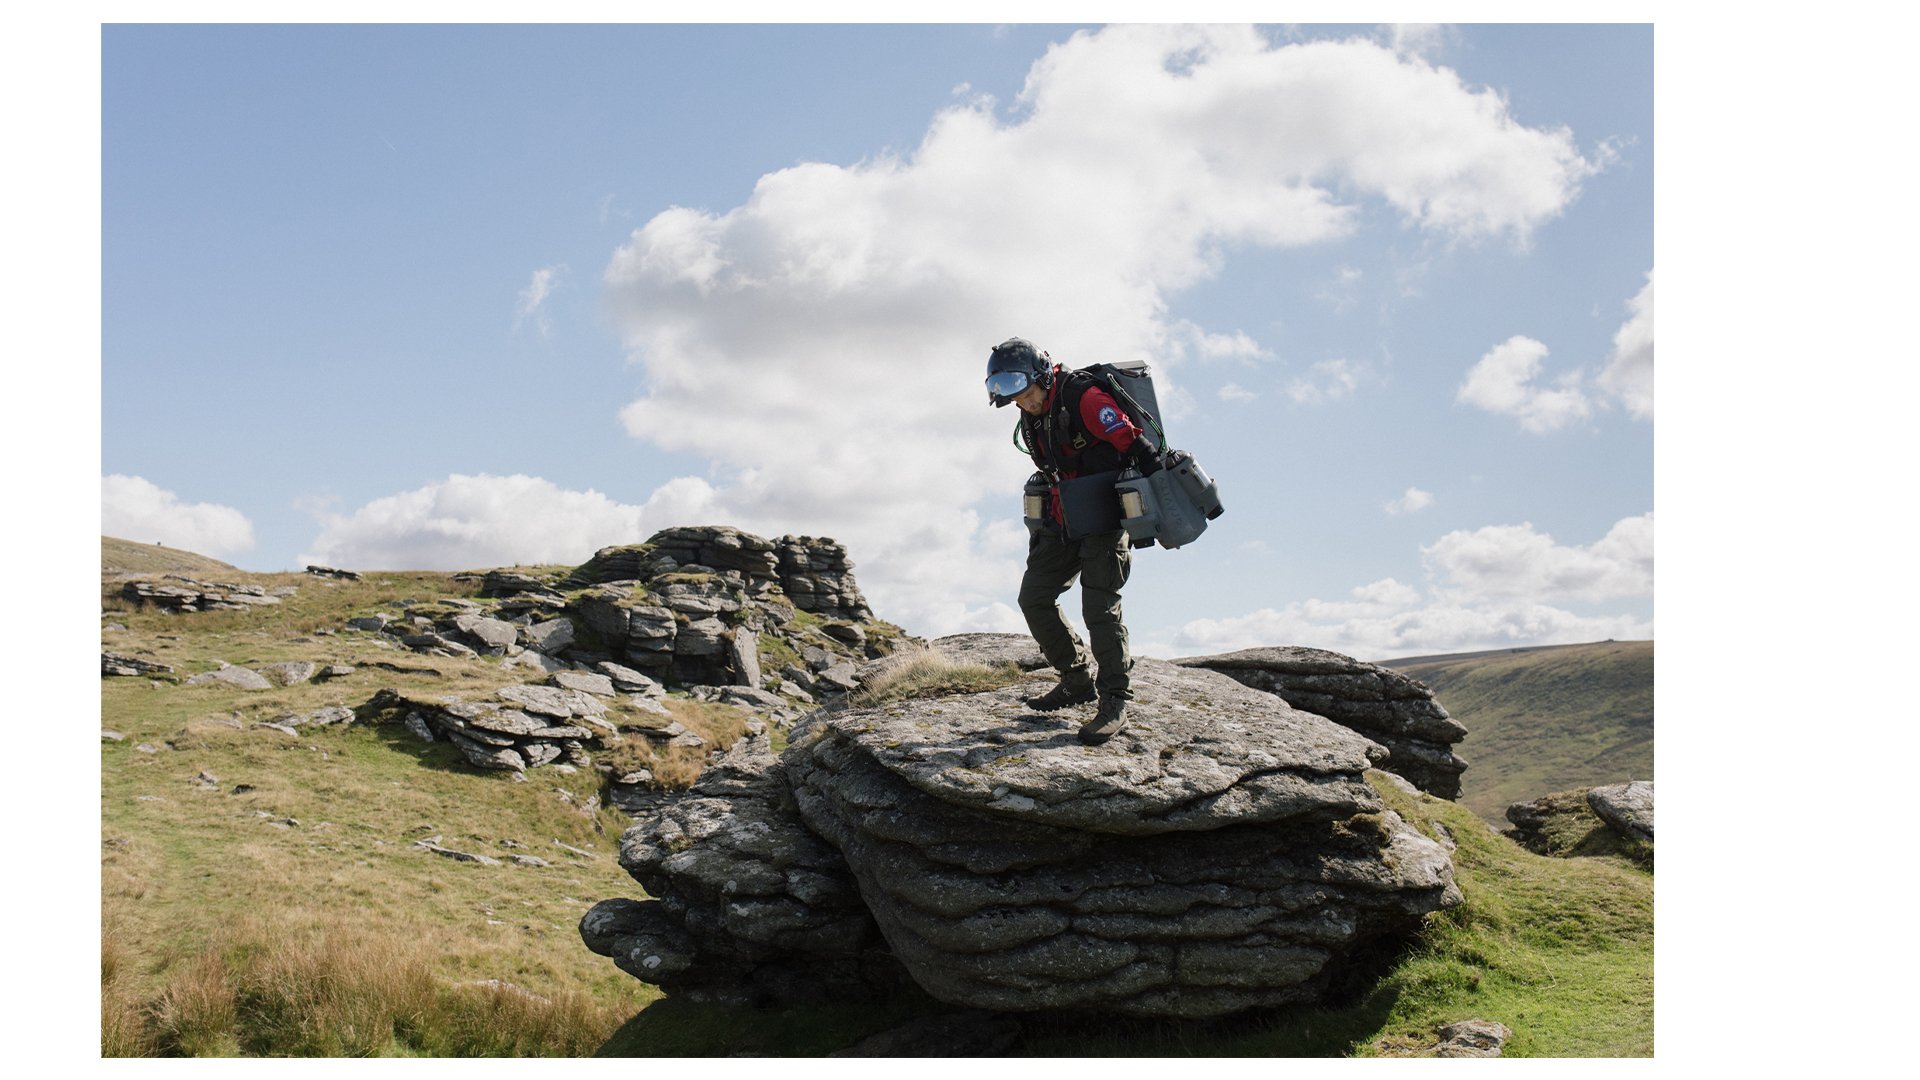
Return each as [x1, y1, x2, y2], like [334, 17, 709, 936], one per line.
[101, 536, 243, 577]
[1380, 640, 1653, 825]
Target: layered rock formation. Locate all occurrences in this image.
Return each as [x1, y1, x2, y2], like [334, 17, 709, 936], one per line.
[1177, 647, 1468, 799]
[584, 657, 1461, 1018]
[568, 526, 873, 624]
[365, 684, 610, 772]
[121, 577, 294, 612]
[580, 738, 895, 1001]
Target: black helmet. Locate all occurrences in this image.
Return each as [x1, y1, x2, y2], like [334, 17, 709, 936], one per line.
[986, 337, 1051, 407]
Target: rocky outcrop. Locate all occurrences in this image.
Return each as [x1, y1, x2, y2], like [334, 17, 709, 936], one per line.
[773, 536, 872, 623]
[569, 526, 873, 624]
[122, 577, 293, 612]
[1176, 646, 1468, 799]
[365, 683, 612, 773]
[1586, 781, 1653, 841]
[584, 658, 1460, 1018]
[357, 527, 897, 705]
[581, 737, 896, 1001]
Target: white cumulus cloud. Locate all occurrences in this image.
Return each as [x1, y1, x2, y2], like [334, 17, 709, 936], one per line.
[1164, 514, 1653, 659]
[299, 473, 676, 571]
[1598, 268, 1654, 418]
[102, 474, 255, 556]
[1457, 334, 1592, 433]
[1421, 513, 1653, 604]
[600, 25, 1600, 637]
[1218, 383, 1258, 402]
[1385, 487, 1435, 515]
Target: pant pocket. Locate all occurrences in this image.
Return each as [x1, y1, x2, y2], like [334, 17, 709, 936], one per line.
[1081, 532, 1131, 593]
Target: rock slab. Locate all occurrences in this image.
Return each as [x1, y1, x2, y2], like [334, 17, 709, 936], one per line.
[1176, 645, 1469, 799]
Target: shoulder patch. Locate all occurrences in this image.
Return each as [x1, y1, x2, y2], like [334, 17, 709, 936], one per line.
[1097, 405, 1125, 433]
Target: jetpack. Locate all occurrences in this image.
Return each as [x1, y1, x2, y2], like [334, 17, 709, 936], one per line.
[1018, 360, 1224, 550]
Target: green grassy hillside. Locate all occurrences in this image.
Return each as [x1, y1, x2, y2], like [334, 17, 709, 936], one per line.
[103, 536, 244, 577]
[1382, 641, 1653, 825]
[101, 559, 1650, 1056]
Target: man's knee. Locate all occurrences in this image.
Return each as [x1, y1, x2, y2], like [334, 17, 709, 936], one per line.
[1082, 587, 1123, 623]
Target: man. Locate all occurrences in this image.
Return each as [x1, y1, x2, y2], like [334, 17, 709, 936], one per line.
[985, 337, 1160, 745]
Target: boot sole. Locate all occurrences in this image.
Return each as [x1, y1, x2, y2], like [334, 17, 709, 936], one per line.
[1077, 721, 1127, 745]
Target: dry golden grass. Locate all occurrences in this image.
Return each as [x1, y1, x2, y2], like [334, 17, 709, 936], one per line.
[852, 648, 1024, 707]
[104, 912, 631, 1056]
[601, 697, 753, 789]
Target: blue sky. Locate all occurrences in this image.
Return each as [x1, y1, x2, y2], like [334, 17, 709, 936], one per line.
[101, 21, 1654, 660]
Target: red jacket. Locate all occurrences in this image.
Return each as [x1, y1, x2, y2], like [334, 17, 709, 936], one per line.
[1023, 366, 1143, 525]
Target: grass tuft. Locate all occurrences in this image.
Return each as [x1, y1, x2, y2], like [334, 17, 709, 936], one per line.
[852, 650, 1023, 707]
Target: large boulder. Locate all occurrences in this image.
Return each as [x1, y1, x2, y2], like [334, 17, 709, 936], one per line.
[585, 659, 1459, 1018]
[1176, 646, 1469, 799]
[1587, 781, 1654, 841]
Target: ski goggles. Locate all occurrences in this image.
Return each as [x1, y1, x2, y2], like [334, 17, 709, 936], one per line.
[986, 370, 1032, 406]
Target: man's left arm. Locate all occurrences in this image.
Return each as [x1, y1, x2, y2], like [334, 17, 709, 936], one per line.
[1080, 387, 1160, 473]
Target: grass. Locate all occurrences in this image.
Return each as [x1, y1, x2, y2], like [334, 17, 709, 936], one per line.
[101, 568, 656, 1055]
[850, 649, 1024, 707]
[1385, 641, 1653, 824]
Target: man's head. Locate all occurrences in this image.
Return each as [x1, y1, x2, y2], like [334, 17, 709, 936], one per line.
[986, 337, 1051, 409]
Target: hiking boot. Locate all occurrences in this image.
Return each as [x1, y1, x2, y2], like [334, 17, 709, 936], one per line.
[1078, 696, 1129, 745]
[1026, 676, 1096, 712]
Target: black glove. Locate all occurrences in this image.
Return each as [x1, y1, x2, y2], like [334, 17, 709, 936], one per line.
[1127, 439, 1163, 476]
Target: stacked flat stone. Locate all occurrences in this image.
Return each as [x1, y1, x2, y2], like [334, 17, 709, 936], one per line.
[1176, 646, 1469, 799]
[573, 584, 685, 679]
[585, 660, 1460, 1018]
[775, 536, 873, 622]
[480, 569, 564, 600]
[368, 685, 607, 772]
[565, 544, 674, 586]
[122, 577, 287, 612]
[102, 652, 174, 677]
[647, 526, 782, 585]
[582, 738, 895, 1001]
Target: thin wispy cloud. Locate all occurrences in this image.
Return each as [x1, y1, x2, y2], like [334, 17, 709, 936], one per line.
[1385, 487, 1435, 515]
[514, 265, 564, 336]
[1287, 358, 1372, 404]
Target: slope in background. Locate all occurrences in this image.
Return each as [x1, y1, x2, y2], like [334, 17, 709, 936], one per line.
[1382, 641, 1653, 825]
[102, 536, 243, 577]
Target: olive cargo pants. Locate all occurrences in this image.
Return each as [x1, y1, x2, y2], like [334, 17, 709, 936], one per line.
[1019, 528, 1133, 700]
